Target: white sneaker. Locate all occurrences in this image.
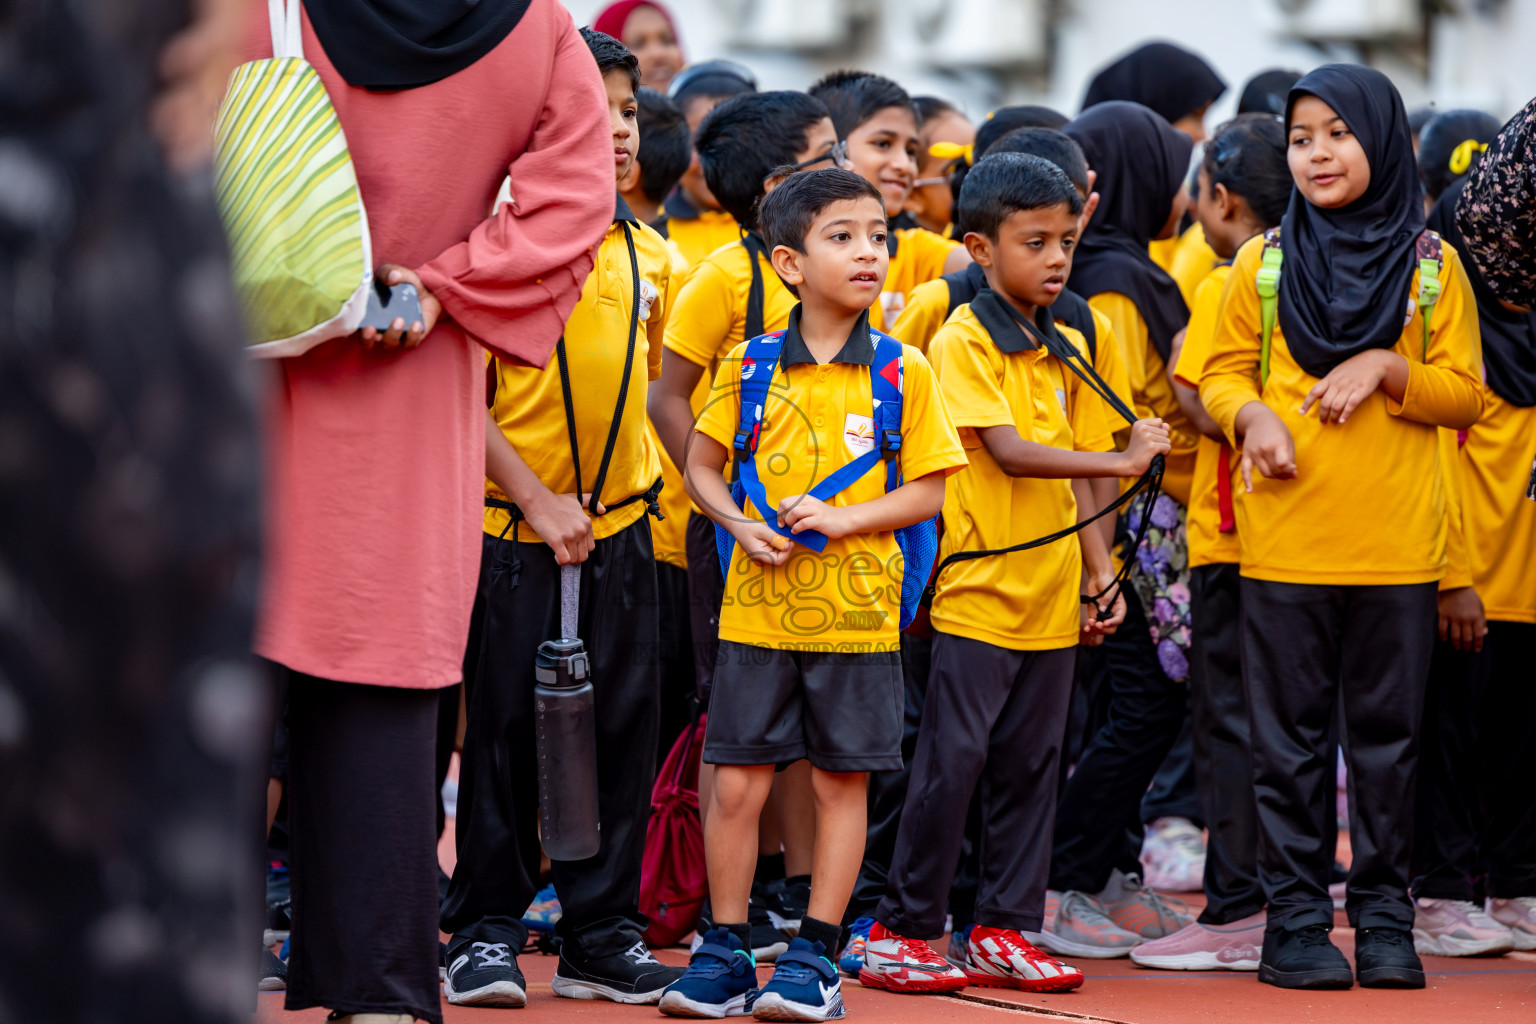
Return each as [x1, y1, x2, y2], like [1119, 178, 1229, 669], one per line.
[1488, 897, 1536, 952]
[1413, 898, 1515, 957]
[1139, 817, 1206, 892]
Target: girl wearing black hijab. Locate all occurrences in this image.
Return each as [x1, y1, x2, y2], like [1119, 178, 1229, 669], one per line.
[1410, 178, 1536, 954]
[1044, 101, 1206, 958]
[1082, 41, 1226, 144]
[1200, 64, 1484, 991]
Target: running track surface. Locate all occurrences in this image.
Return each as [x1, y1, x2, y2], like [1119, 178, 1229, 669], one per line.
[257, 814, 1535, 1024]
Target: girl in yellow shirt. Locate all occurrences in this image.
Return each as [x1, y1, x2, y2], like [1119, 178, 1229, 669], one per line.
[1200, 65, 1483, 990]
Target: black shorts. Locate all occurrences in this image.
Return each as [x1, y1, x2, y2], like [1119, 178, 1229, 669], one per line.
[703, 641, 903, 772]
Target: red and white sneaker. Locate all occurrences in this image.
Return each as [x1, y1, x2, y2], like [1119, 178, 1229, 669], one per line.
[859, 922, 968, 994]
[966, 926, 1085, 993]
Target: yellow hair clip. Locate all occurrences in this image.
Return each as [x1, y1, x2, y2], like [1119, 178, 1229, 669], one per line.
[1449, 138, 1488, 176]
[929, 141, 974, 165]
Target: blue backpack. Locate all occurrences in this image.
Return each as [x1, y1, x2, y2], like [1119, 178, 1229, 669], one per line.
[714, 328, 938, 631]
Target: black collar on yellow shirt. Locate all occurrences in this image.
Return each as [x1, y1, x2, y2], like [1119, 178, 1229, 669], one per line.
[780, 305, 875, 366]
[968, 287, 1064, 354]
[614, 192, 639, 225]
[662, 188, 701, 221]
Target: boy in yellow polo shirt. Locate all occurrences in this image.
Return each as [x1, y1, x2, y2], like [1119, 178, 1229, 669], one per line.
[860, 153, 1169, 995]
[661, 169, 966, 1021]
[808, 71, 970, 330]
[443, 30, 683, 1010]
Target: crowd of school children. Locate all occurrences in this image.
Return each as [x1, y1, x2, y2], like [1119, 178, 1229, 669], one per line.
[258, 3, 1536, 1022]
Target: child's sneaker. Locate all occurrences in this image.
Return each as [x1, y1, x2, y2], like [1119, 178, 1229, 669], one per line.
[837, 918, 873, 976]
[1129, 911, 1264, 971]
[1412, 898, 1515, 957]
[766, 877, 811, 937]
[1139, 817, 1206, 892]
[1027, 890, 1139, 958]
[523, 883, 562, 933]
[753, 937, 844, 1021]
[1095, 869, 1194, 939]
[858, 922, 968, 993]
[946, 923, 973, 968]
[1488, 897, 1536, 951]
[966, 926, 1084, 992]
[660, 928, 759, 1019]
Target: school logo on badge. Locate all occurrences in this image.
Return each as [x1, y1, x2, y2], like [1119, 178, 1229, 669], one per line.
[638, 279, 659, 322]
[844, 413, 877, 456]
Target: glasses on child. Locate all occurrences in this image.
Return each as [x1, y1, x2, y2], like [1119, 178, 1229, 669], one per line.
[788, 139, 849, 172]
[912, 175, 951, 188]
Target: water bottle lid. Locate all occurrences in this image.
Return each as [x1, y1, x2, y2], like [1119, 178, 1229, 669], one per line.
[535, 638, 590, 686]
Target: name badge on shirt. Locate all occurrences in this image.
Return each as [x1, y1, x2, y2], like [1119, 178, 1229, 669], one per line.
[845, 413, 877, 457]
[638, 279, 659, 322]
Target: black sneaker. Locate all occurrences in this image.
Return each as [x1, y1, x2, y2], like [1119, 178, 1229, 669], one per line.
[258, 947, 287, 992]
[1355, 926, 1425, 989]
[444, 938, 527, 1007]
[551, 938, 686, 1004]
[764, 876, 811, 937]
[1258, 924, 1354, 989]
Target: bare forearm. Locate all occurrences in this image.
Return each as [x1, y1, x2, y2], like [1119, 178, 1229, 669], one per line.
[1089, 477, 1119, 549]
[838, 473, 946, 534]
[1173, 380, 1223, 441]
[993, 438, 1133, 479]
[1074, 479, 1113, 580]
[1377, 350, 1410, 404]
[649, 353, 707, 469]
[485, 413, 557, 508]
[684, 433, 744, 532]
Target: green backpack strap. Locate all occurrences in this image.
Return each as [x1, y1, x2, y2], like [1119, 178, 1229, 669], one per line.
[1415, 230, 1444, 361]
[1254, 228, 1284, 389]
[1254, 227, 1444, 388]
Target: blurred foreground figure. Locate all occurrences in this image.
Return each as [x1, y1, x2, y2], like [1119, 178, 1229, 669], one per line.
[0, 1, 265, 1020]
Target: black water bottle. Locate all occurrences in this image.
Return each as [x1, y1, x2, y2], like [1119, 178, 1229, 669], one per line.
[534, 564, 601, 861]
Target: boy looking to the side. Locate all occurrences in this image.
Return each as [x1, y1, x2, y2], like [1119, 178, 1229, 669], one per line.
[660, 168, 967, 1021]
[621, 86, 692, 226]
[809, 71, 970, 329]
[862, 153, 1169, 994]
[442, 29, 681, 1009]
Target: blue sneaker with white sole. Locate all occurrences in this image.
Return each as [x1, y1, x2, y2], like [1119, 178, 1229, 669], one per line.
[659, 928, 759, 1018]
[838, 919, 872, 977]
[752, 938, 844, 1021]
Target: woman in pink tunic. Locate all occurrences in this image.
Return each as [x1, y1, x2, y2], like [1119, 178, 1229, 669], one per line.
[249, 2, 613, 1020]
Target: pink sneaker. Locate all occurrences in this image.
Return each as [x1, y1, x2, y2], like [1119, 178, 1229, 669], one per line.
[1412, 898, 1514, 957]
[1488, 897, 1536, 951]
[1129, 911, 1264, 971]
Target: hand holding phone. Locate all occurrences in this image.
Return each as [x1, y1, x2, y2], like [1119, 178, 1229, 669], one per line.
[359, 265, 438, 351]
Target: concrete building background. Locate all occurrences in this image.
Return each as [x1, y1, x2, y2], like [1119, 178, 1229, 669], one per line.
[568, 0, 1536, 126]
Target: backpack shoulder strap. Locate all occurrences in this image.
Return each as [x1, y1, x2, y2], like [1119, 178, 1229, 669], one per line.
[1416, 229, 1444, 361]
[870, 334, 906, 491]
[1255, 227, 1284, 389]
[731, 331, 784, 462]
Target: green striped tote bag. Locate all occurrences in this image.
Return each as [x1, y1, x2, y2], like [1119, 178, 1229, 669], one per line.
[213, 0, 371, 358]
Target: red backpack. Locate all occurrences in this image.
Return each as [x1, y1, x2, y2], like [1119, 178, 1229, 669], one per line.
[640, 712, 708, 947]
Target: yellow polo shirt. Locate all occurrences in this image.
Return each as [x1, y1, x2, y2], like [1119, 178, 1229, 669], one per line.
[655, 191, 743, 272]
[1201, 235, 1484, 585]
[1458, 391, 1536, 621]
[486, 207, 672, 543]
[695, 308, 967, 652]
[871, 227, 963, 331]
[890, 272, 1133, 415]
[928, 294, 1115, 650]
[1089, 291, 1199, 505]
[1172, 265, 1241, 568]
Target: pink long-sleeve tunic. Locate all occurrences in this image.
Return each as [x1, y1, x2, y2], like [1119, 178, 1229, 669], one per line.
[252, 0, 613, 687]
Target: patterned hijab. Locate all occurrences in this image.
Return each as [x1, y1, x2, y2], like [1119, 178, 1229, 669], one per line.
[1457, 97, 1536, 310]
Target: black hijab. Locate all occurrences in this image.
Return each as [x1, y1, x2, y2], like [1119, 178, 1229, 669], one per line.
[1430, 180, 1536, 407]
[1277, 65, 1425, 379]
[1081, 42, 1226, 126]
[1064, 101, 1192, 361]
[305, 0, 532, 90]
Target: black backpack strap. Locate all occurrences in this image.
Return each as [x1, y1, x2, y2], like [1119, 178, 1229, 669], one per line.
[742, 232, 768, 341]
[558, 221, 645, 513]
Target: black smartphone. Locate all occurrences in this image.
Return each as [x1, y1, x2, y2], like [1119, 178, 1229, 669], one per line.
[360, 277, 424, 332]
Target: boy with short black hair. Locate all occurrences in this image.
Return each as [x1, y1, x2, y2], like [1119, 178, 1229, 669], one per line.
[809, 71, 970, 329]
[621, 86, 692, 225]
[656, 60, 758, 266]
[659, 168, 967, 1021]
[648, 90, 839, 720]
[441, 27, 683, 1010]
[861, 153, 1171, 994]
